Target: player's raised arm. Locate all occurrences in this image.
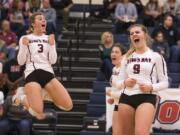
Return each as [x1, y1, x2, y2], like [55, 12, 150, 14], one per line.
[48, 34, 57, 64]
[17, 36, 29, 65]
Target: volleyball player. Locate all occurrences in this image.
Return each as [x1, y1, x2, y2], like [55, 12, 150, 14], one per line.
[114, 24, 168, 135]
[17, 12, 73, 120]
[106, 43, 126, 135]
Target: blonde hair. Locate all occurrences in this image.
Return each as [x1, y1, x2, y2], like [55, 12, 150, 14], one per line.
[101, 31, 114, 45]
[26, 12, 44, 34]
[125, 24, 151, 58]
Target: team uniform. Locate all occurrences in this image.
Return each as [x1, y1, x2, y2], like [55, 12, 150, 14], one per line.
[109, 66, 122, 111]
[114, 48, 168, 109]
[17, 33, 57, 87]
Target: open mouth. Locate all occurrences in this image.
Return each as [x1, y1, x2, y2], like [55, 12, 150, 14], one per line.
[111, 58, 116, 61]
[41, 24, 46, 28]
[134, 38, 140, 43]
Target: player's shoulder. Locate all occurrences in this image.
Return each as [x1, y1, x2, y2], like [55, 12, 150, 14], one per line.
[23, 34, 48, 38]
[19, 34, 32, 40]
[149, 49, 164, 63]
[42, 34, 49, 37]
[149, 49, 161, 58]
[19, 35, 29, 43]
[39, 34, 49, 40]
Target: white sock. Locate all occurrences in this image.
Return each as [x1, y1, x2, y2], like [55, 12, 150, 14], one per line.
[19, 95, 26, 103]
[28, 107, 39, 117]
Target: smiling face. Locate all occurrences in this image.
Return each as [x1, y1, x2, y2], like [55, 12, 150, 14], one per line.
[32, 14, 47, 34]
[129, 26, 147, 50]
[111, 46, 122, 66]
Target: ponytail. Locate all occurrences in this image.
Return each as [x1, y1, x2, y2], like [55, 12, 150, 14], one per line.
[125, 44, 135, 58]
[26, 26, 33, 34]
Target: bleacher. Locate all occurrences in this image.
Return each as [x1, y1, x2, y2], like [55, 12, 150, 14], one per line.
[1, 0, 180, 135]
[168, 63, 180, 88]
[37, 1, 180, 135]
[80, 80, 109, 135]
[66, 3, 179, 135]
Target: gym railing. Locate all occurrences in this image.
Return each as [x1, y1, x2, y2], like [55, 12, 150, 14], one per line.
[57, 54, 63, 81]
[67, 39, 73, 81]
[75, 19, 80, 50]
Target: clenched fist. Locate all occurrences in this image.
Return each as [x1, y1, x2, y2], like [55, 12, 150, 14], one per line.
[139, 84, 153, 93]
[124, 78, 136, 88]
[107, 98, 114, 105]
[22, 37, 29, 46]
[48, 34, 55, 46]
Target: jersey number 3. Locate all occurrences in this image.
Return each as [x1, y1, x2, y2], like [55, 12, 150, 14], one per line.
[133, 64, 140, 74]
[38, 44, 43, 53]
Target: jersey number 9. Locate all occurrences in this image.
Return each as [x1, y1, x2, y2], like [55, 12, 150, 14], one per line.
[133, 64, 140, 74]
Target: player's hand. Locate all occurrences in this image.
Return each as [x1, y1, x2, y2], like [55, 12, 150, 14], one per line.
[124, 78, 136, 88]
[139, 84, 153, 93]
[107, 98, 114, 105]
[48, 34, 55, 46]
[22, 37, 29, 46]
[106, 89, 112, 97]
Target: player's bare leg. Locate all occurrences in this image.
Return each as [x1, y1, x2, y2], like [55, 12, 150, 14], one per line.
[44, 78, 73, 111]
[112, 110, 120, 135]
[25, 82, 45, 120]
[135, 103, 155, 135]
[118, 103, 135, 135]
